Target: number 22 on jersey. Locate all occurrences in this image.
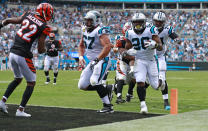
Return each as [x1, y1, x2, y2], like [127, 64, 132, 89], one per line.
[17, 19, 37, 42]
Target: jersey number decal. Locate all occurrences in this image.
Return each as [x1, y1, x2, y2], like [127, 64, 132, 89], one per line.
[83, 35, 95, 49]
[17, 19, 37, 42]
[132, 37, 149, 50]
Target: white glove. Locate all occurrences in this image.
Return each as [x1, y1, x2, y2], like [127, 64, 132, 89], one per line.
[79, 56, 85, 68]
[128, 66, 134, 78]
[144, 40, 157, 49]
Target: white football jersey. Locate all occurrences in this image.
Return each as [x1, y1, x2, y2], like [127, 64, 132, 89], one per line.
[157, 25, 174, 57]
[125, 23, 158, 60]
[82, 26, 110, 61]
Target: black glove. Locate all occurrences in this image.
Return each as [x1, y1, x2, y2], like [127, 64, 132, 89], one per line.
[90, 58, 99, 70]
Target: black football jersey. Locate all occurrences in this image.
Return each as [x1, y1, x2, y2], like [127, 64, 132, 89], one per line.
[46, 40, 61, 57]
[10, 12, 50, 58]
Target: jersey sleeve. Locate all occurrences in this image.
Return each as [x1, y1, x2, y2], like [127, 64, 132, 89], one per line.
[125, 30, 131, 41]
[167, 26, 174, 35]
[150, 25, 159, 36]
[98, 27, 110, 37]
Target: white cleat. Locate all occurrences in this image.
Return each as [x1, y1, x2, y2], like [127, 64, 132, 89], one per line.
[140, 101, 148, 114]
[16, 109, 31, 117]
[45, 82, 49, 85]
[0, 101, 8, 114]
[53, 83, 56, 85]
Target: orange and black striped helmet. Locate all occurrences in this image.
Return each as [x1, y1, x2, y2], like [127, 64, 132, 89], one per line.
[36, 3, 54, 21]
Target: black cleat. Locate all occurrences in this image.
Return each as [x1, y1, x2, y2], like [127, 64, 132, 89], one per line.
[45, 77, 50, 84]
[126, 94, 133, 102]
[97, 103, 114, 113]
[116, 96, 125, 104]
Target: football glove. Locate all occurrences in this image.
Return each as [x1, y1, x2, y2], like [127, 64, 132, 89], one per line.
[90, 58, 99, 70]
[144, 40, 157, 49]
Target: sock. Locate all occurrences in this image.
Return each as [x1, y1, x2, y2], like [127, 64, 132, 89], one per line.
[128, 81, 135, 95]
[117, 80, 124, 95]
[161, 80, 168, 95]
[101, 95, 110, 104]
[145, 82, 150, 88]
[86, 85, 97, 91]
[96, 85, 108, 98]
[137, 85, 146, 102]
[44, 71, 49, 77]
[3, 80, 19, 99]
[20, 86, 34, 107]
[54, 72, 58, 78]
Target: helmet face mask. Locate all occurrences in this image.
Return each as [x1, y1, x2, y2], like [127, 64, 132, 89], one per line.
[84, 12, 100, 31]
[153, 12, 166, 30]
[131, 13, 146, 34]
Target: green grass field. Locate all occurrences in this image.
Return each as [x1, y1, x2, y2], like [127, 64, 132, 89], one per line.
[0, 70, 208, 114]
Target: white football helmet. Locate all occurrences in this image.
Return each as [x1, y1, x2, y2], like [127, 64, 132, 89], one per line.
[131, 13, 146, 33]
[84, 11, 101, 29]
[153, 12, 166, 29]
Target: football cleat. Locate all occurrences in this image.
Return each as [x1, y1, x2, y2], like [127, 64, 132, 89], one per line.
[16, 109, 31, 117]
[45, 77, 50, 84]
[140, 101, 148, 114]
[97, 103, 114, 113]
[116, 96, 126, 104]
[126, 94, 134, 102]
[0, 101, 8, 114]
[164, 100, 170, 110]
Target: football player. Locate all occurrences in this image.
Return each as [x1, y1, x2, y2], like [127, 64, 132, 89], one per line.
[113, 22, 136, 104]
[125, 13, 164, 114]
[44, 33, 63, 85]
[0, 3, 53, 117]
[78, 11, 114, 113]
[153, 11, 181, 110]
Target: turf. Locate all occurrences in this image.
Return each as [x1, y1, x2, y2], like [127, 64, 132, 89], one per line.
[0, 70, 208, 114]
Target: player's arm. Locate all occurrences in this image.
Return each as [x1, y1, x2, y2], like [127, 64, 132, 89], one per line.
[78, 36, 85, 57]
[97, 34, 112, 60]
[37, 33, 47, 54]
[0, 13, 24, 28]
[57, 40, 63, 51]
[78, 36, 86, 66]
[152, 35, 163, 51]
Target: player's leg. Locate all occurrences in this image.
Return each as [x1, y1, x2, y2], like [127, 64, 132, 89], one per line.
[44, 56, 51, 84]
[0, 53, 23, 114]
[90, 57, 114, 113]
[115, 60, 127, 104]
[147, 60, 159, 90]
[52, 56, 59, 85]
[158, 56, 170, 110]
[134, 59, 148, 114]
[126, 79, 135, 102]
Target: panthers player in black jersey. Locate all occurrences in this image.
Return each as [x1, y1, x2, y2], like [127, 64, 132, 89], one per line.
[44, 33, 63, 85]
[0, 3, 54, 117]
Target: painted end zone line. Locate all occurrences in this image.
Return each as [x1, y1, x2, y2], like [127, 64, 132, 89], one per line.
[65, 109, 208, 131]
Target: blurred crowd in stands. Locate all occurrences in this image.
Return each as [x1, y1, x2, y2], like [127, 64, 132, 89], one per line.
[0, 4, 207, 70]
